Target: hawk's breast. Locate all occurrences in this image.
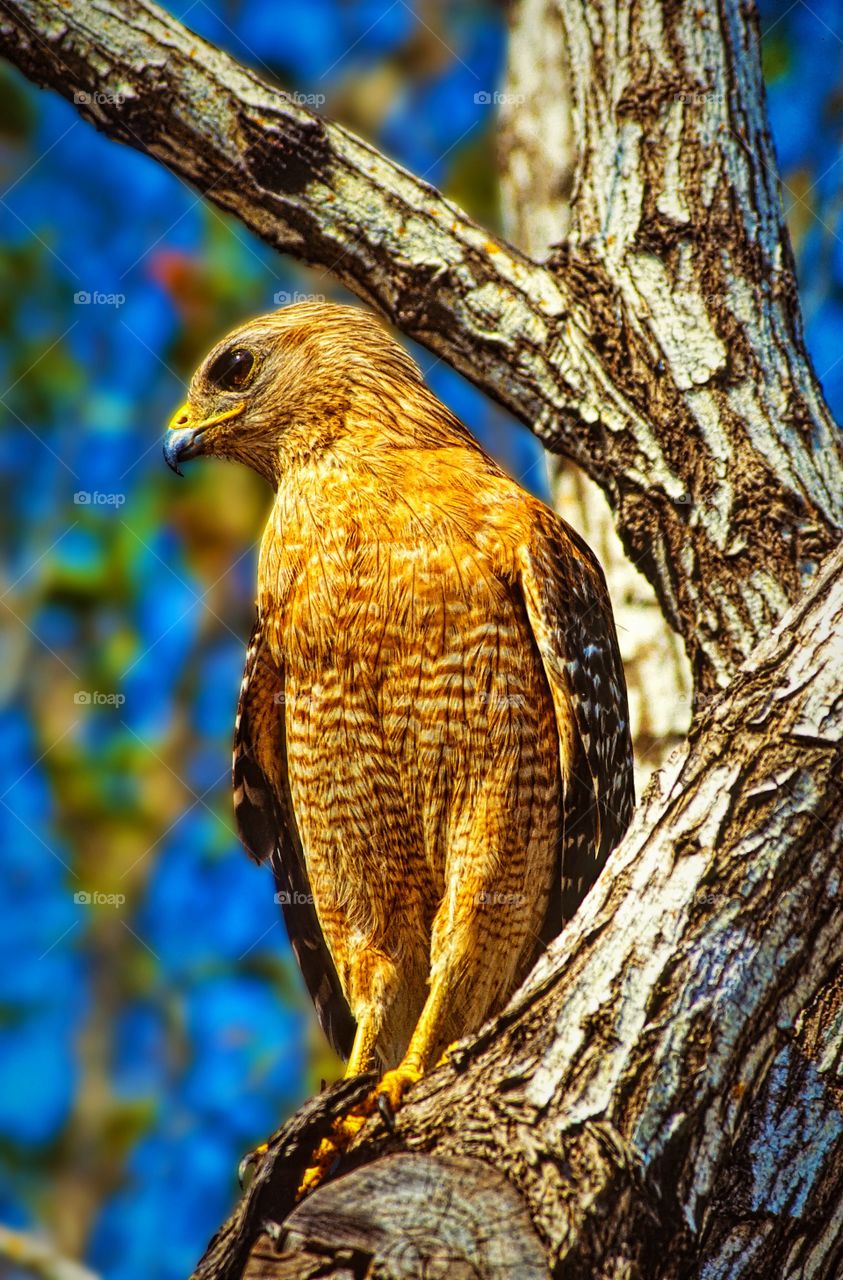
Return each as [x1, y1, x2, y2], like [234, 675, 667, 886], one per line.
[259, 470, 563, 995]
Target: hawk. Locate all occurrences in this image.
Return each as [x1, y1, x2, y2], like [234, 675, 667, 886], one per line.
[165, 302, 634, 1183]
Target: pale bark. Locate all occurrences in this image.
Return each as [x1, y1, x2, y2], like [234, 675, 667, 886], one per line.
[498, 0, 693, 791]
[1, 2, 842, 1278]
[0, 1227, 99, 1280]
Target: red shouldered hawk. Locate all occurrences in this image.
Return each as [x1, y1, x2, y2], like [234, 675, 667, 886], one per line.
[165, 302, 634, 1186]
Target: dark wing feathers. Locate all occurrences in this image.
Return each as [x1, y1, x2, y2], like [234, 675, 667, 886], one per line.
[518, 505, 635, 921]
[232, 614, 355, 1060]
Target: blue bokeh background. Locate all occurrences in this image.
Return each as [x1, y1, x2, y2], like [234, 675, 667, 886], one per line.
[0, 1, 841, 1275]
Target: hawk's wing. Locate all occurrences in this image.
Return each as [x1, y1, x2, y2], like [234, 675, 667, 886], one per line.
[232, 614, 355, 1060]
[517, 505, 635, 922]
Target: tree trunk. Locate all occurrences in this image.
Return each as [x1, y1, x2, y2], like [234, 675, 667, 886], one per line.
[498, 0, 693, 790]
[2, 2, 841, 1277]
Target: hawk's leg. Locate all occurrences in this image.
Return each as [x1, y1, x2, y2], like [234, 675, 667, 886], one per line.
[297, 1008, 384, 1197]
[368, 941, 471, 1116]
[298, 865, 533, 1197]
[344, 1009, 381, 1078]
[313, 888, 506, 1156]
[366, 808, 550, 1116]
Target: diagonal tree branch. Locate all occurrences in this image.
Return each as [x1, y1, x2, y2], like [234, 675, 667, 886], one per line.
[1, 0, 840, 693]
[0, 1227, 99, 1280]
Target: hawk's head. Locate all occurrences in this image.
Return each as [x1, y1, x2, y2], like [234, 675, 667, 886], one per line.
[164, 302, 424, 485]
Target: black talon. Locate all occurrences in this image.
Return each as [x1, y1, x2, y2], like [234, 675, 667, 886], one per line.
[262, 1219, 285, 1252]
[377, 1092, 397, 1133]
[238, 1144, 268, 1189]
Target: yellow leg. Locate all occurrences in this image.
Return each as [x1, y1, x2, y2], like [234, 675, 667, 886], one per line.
[297, 1013, 381, 1198]
[343, 1012, 380, 1079]
[297, 919, 477, 1199]
[399, 964, 455, 1074]
[435, 1039, 460, 1069]
[370, 1059, 422, 1112]
[297, 977, 463, 1198]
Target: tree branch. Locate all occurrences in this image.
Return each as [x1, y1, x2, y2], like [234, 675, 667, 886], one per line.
[0, 1227, 99, 1280]
[1, 0, 840, 690]
[498, 0, 694, 792]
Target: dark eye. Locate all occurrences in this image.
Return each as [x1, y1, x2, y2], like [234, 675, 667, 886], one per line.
[207, 347, 255, 391]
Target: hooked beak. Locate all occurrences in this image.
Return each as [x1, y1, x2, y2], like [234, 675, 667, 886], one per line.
[164, 402, 245, 476]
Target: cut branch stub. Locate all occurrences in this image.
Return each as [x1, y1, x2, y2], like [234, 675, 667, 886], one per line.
[247, 1154, 550, 1280]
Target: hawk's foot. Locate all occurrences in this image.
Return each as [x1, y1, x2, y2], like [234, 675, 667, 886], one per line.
[296, 1063, 423, 1199]
[374, 1062, 422, 1111]
[297, 1134, 342, 1199]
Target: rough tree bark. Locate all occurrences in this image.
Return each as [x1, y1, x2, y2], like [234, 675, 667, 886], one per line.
[2, 1, 841, 1277]
[498, 0, 693, 788]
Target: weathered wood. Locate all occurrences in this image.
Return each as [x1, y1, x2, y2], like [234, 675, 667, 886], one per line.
[245, 1155, 549, 1280]
[539, 0, 843, 689]
[498, 0, 693, 790]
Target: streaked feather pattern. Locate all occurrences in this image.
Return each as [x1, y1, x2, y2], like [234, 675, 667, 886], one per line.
[233, 616, 355, 1059]
[175, 301, 634, 1076]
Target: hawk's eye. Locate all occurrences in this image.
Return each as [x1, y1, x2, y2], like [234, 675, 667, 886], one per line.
[207, 347, 255, 391]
